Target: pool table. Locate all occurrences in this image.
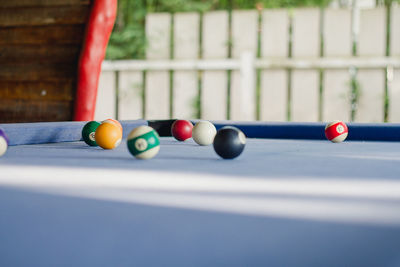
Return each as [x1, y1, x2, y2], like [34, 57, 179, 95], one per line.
[0, 120, 400, 267]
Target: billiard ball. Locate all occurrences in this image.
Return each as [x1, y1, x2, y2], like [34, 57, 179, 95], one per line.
[127, 126, 160, 159]
[171, 119, 193, 141]
[95, 121, 122, 149]
[0, 129, 9, 157]
[213, 126, 246, 159]
[192, 120, 217, 146]
[102, 119, 123, 134]
[82, 121, 101, 146]
[325, 120, 348, 143]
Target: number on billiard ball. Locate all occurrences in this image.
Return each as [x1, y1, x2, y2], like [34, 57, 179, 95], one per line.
[127, 126, 160, 159]
[325, 120, 348, 143]
[82, 121, 101, 146]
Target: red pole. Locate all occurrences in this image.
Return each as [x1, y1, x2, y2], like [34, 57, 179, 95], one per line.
[74, 0, 117, 121]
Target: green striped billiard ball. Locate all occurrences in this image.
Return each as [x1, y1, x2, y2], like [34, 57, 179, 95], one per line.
[82, 121, 101, 146]
[127, 126, 160, 159]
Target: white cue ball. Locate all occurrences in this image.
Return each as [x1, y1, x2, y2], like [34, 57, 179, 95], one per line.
[0, 137, 7, 157]
[192, 121, 217, 146]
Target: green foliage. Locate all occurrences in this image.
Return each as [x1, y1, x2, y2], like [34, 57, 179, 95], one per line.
[106, 0, 147, 59]
[106, 24, 146, 59]
[143, 0, 332, 12]
[145, 0, 213, 12]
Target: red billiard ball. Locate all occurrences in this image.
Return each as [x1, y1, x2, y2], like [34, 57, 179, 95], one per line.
[102, 119, 123, 134]
[325, 120, 348, 143]
[171, 120, 193, 141]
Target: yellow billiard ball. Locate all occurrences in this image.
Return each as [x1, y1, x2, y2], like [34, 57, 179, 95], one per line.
[95, 121, 122, 150]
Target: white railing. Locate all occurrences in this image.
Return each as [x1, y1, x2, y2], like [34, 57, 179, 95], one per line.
[102, 56, 400, 71]
[96, 6, 400, 123]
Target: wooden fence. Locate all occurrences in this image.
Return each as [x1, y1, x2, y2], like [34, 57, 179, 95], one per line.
[96, 6, 400, 123]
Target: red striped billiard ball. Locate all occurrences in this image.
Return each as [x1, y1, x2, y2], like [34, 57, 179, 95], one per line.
[325, 120, 348, 143]
[171, 120, 193, 141]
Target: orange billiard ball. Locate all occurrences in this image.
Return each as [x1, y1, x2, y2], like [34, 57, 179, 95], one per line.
[95, 121, 123, 149]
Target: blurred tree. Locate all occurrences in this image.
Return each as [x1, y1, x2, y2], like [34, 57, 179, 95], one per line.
[106, 0, 147, 59]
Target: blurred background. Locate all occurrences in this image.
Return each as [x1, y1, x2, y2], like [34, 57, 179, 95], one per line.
[96, 0, 400, 123]
[1, 0, 398, 123]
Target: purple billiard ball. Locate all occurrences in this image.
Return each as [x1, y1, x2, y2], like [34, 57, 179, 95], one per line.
[0, 128, 9, 157]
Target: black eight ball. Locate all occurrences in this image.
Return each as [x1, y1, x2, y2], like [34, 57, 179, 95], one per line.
[213, 126, 246, 159]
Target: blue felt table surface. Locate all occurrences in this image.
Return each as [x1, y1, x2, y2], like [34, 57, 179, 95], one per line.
[0, 186, 399, 267]
[1, 120, 400, 146]
[0, 120, 148, 145]
[1, 137, 400, 179]
[0, 137, 400, 267]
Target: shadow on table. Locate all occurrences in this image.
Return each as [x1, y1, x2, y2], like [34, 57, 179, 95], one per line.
[0, 185, 399, 267]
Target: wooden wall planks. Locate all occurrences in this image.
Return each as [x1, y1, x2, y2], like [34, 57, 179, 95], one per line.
[0, 99, 73, 122]
[0, 0, 90, 7]
[0, 6, 90, 27]
[322, 9, 352, 122]
[173, 12, 200, 119]
[291, 8, 320, 122]
[0, 63, 77, 81]
[389, 6, 400, 122]
[231, 10, 258, 121]
[0, 81, 75, 101]
[0, 0, 91, 123]
[100, 7, 397, 123]
[260, 9, 289, 121]
[356, 8, 386, 122]
[201, 11, 229, 120]
[0, 25, 85, 45]
[117, 71, 143, 120]
[145, 13, 171, 119]
[94, 71, 116, 120]
[0, 45, 81, 63]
